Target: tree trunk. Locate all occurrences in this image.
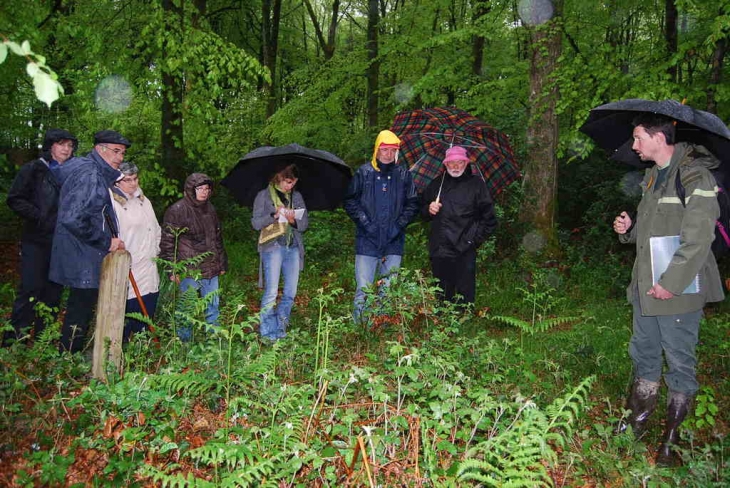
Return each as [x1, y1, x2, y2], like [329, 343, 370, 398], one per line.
[520, 4, 562, 256]
[161, 0, 186, 181]
[366, 0, 379, 128]
[706, 32, 727, 114]
[665, 0, 678, 82]
[262, 0, 282, 118]
[303, 0, 340, 61]
[471, 3, 491, 77]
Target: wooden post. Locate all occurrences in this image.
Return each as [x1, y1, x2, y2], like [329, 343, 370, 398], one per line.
[92, 250, 131, 381]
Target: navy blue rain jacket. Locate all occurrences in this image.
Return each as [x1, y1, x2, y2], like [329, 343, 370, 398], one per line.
[49, 150, 121, 288]
[344, 162, 419, 257]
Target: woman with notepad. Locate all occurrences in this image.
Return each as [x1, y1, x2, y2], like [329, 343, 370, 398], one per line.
[251, 164, 309, 341]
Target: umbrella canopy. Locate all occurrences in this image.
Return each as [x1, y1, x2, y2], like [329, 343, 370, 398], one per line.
[580, 98, 730, 169]
[391, 107, 519, 195]
[221, 143, 351, 211]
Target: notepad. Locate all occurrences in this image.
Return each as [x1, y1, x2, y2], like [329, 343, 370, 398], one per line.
[649, 235, 700, 294]
[277, 208, 305, 223]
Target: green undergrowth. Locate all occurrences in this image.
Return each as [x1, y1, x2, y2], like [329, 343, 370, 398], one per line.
[0, 210, 728, 486]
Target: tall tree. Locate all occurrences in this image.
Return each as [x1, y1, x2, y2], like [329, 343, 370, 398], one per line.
[161, 0, 187, 181]
[262, 0, 282, 118]
[665, 0, 678, 82]
[471, 1, 491, 77]
[303, 0, 341, 60]
[520, 1, 563, 254]
[366, 0, 379, 128]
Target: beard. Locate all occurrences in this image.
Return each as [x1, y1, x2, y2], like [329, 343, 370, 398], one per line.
[446, 167, 466, 177]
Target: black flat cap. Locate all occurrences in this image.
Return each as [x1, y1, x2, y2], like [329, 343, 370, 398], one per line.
[94, 130, 131, 147]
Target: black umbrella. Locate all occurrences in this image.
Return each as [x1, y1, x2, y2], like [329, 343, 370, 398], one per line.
[580, 98, 730, 170]
[221, 143, 351, 211]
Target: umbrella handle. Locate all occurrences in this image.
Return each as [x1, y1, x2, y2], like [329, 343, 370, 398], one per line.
[436, 171, 446, 202]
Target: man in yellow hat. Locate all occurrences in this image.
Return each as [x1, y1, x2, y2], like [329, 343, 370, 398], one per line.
[344, 130, 419, 325]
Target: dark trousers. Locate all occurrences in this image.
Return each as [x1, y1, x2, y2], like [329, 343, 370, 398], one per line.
[123, 292, 158, 343]
[4, 240, 62, 345]
[59, 287, 99, 353]
[430, 248, 477, 305]
[629, 300, 702, 396]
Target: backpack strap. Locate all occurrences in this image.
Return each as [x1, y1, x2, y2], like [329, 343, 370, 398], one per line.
[674, 170, 687, 208]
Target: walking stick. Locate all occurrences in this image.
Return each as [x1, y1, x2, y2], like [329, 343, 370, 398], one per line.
[104, 212, 158, 340]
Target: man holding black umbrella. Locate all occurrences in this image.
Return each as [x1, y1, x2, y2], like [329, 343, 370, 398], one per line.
[613, 114, 724, 467]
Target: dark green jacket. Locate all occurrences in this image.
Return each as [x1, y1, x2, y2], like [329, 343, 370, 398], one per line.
[619, 142, 725, 315]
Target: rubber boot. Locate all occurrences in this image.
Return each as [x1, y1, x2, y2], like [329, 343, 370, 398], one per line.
[656, 391, 691, 467]
[616, 378, 659, 437]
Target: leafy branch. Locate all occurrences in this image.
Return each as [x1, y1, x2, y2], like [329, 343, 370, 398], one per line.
[0, 36, 64, 106]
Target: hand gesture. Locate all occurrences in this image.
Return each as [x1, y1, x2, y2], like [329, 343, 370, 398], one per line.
[613, 211, 632, 234]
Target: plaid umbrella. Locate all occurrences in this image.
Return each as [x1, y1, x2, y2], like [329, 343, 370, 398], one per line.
[391, 107, 519, 195]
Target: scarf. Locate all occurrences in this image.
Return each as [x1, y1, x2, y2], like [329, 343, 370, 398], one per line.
[268, 182, 294, 246]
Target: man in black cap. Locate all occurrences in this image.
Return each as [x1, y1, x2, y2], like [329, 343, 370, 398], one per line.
[50, 130, 130, 353]
[4, 129, 77, 345]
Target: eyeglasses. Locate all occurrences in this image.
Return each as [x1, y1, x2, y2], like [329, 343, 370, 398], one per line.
[119, 176, 139, 184]
[100, 144, 126, 156]
[195, 186, 211, 193]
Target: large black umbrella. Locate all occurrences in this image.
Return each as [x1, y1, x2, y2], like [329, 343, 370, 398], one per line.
[580, 98, 730, 171]
[221, 143, 351, 210]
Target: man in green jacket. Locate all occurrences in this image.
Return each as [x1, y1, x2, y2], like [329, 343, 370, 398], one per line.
[613, 114, 725, 467]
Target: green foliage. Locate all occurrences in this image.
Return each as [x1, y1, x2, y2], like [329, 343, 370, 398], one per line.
[457, 376, 595, 486]
[0, 37, 63, 106]
[688, 386, 719, 430]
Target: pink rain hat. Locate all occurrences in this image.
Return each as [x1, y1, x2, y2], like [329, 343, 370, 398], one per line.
[443, 145, 469, 163]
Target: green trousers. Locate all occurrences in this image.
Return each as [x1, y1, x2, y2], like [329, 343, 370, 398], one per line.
[629, 299, 702, 396]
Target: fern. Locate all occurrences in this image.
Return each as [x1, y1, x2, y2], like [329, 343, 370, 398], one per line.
[489, 314, 579, 335]
[457, 376, 596, 487]
[150, 370, 223, 397]
[187, 441, 263, 470]
[544, 375, 596, 446]
[138, 465, 216, 487]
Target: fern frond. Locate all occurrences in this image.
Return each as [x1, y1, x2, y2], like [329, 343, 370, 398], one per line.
[489, 315, 529, 329]
[531, 316, 580, 333]
[544, 375, 596, 440]
[150, 370, 222, 397]
[187, 441, 262, 470]
[138, 464, 216, 487]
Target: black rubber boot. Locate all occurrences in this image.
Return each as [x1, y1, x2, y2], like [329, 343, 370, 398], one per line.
[656, 391, 691, 467]
[616, 378, 659, 437]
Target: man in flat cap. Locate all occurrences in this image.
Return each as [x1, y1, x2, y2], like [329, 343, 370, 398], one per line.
[4, 129, 77, 346]
[50, 130, 129, 353]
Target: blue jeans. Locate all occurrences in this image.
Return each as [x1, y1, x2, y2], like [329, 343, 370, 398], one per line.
[354, 254, 401, 323]
[177, 276, 220, 341]
[260, 245, 300, 340]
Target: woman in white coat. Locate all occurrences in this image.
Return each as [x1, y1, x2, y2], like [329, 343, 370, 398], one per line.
[111, 161, 162, 342]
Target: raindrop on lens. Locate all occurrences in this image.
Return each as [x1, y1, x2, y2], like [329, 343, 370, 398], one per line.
[620, 171, 644, 199]
[95, 75, 133, 113]
[518, 0, 555, 26]
[394, 83, 414, 105]
[522, 231, 547, 253]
